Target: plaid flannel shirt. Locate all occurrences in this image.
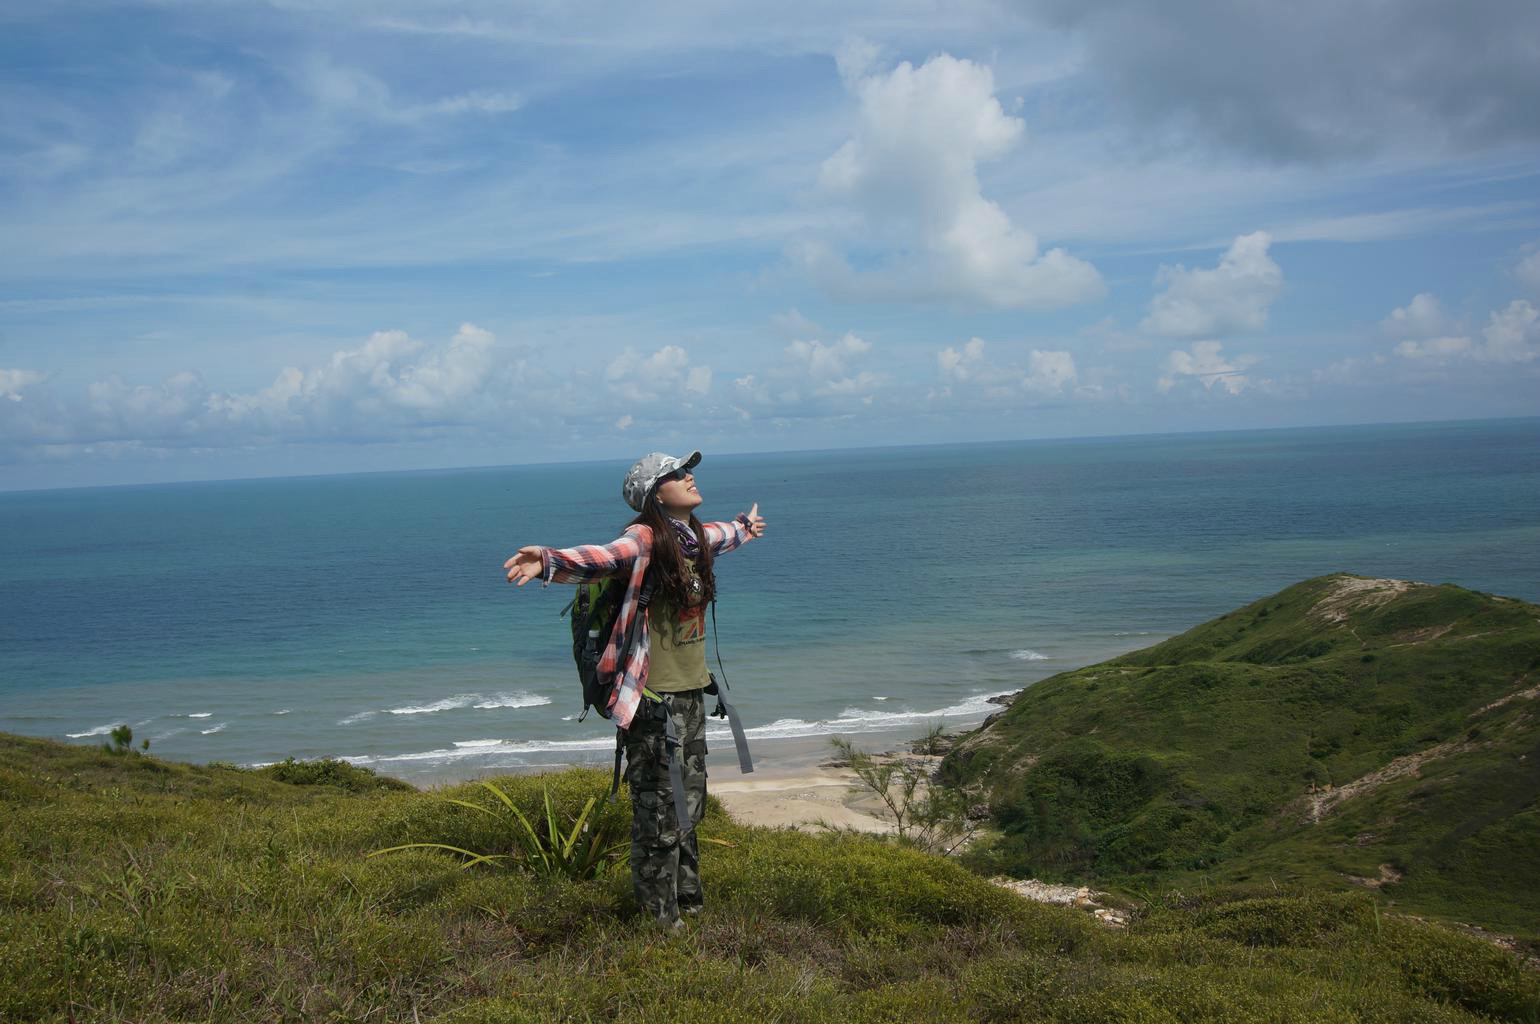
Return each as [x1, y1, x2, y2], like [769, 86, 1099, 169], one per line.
[539, 513, 755, 730]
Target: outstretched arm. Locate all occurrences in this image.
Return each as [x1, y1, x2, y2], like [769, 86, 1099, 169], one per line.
[701, 502, 766, 557]
[503, 526, 650, 587]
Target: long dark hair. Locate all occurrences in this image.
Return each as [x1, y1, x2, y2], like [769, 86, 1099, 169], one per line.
[630, 498, 716, 610]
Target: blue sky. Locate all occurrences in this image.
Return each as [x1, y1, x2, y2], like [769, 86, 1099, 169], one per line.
[2, 0, 1538, 489]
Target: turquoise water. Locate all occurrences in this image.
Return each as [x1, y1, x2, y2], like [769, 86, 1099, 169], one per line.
[2, 418, 1537, 781]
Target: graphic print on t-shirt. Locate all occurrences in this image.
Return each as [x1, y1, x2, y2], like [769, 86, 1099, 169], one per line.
[660, 603, 705, 650]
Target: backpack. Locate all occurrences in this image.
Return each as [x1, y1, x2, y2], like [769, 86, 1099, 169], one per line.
[564, 567, 656, 721]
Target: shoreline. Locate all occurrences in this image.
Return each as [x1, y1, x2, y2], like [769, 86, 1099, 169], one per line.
[406, 717, 995, 833]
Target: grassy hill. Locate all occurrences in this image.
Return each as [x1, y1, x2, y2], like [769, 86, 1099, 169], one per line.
[941, 573, 1540, 942]
[4, 731, 1538, 1022]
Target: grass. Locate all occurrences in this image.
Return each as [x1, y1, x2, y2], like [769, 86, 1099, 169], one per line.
[3, 730, 1537, 1023]
[942, 573, 1540, 943]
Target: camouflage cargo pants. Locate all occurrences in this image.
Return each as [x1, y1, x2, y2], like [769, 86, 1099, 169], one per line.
[624, 688, 707, 925]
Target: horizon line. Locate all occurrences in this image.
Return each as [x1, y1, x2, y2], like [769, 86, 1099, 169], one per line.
[3, 411, 1537, 497]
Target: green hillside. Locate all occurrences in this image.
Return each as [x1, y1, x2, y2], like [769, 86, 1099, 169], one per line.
[942, 573, 1540, 941]
[5, 731, 1538, 1022]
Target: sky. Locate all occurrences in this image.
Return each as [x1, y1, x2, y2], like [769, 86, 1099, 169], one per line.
[2, 0, 1539, 490]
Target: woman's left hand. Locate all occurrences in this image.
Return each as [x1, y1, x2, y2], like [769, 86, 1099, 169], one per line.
[746, 502, 766, 538]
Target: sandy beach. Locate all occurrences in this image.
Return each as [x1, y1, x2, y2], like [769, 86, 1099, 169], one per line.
[708, 732, 920, 834]
[412, 720, 973, 835]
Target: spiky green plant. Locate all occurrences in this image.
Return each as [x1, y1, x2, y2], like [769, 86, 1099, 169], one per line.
[369, 779, 628, 879]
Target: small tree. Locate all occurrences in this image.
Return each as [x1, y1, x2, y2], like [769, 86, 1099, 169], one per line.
[910, 722, 954, 756]
[829, 737, 978, 856]
[103, 725, 137, 755]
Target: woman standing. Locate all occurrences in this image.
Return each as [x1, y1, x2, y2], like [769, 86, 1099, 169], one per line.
[503, 451, 766, 928]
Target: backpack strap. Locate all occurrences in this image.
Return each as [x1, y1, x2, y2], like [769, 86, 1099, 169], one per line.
[607, 726, 625, 803]
[708, 600, 754, 775]
[659, 695, 693, 836]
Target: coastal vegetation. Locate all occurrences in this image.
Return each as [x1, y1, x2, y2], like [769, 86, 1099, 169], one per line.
[4, 727, 1538, 1022]
[5, 571, 1538, 1021]
[943, 573, 1540, 944]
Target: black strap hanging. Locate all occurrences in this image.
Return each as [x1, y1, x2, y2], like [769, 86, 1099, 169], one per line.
[708, 600, 753, 775]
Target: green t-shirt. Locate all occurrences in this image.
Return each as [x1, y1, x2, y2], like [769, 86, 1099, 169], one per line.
[646, 557, 709, 694]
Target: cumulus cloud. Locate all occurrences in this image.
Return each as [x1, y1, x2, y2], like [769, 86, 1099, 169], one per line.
[1025, 350, 1077, 394]
[1478, 301, 1540, 364]
[735, 331, 882, 414]
[810, 54, 1103, 309]
[1141, 232, 1283, 338]
[932, 337, 1080, 402]
[1392, 336, 1473, 363]
[1515, 246, 1540, 295]
[1157, 341, 1261, 395]
[1018, 0, 1540, 160]
[1381, 292, 1471, 363]
[1383, 294, 1537, 365]
[604, 345, 712, 404]
[1381, 293, 1456, 338]
[0, 369, 45, 401]
[936, 338, 989, 384]
[0, 323, 522, 453]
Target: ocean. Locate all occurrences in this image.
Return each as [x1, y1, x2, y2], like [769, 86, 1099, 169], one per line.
[2, 417, 1537, 783]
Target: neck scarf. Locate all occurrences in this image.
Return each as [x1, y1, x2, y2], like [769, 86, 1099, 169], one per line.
[666, 513, 699, 558]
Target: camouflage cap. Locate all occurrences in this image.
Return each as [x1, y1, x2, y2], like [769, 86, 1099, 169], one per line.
[622, 450, 702, 512]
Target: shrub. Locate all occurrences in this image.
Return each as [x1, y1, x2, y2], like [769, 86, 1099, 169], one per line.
[256, 756, 413, 792]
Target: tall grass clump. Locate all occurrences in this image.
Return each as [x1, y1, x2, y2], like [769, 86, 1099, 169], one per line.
[370, 779, 628, 879]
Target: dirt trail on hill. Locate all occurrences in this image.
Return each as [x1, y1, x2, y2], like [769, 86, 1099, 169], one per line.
[1298, 737, 1474, 824]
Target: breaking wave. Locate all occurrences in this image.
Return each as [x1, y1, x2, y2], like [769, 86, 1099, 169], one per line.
[338, 690, 1014, 770]
[65, 723, 121, 739]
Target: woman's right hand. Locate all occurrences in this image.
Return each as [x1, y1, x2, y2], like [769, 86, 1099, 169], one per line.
[503, 546, 544, 586]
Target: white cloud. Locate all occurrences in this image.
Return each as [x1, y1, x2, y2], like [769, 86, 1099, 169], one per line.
[0, 369, 45, 401]
[1142, 232, 1284, 338]
[301, 57, 521, 124]
[735, 331, 882, 413]
[785, 333, 877, 397]
[1392, 336, 1473, 363]
[833, 36, 883, 83]
[937, 338, 988, 384]
[1381, 292, 1472, 363]
[1025, 350, 1077, 394]
[1385, 295, 1538, 365]
[604, 345, 712, 404]
[1381, 293, 1455, 338]
[1479, 300, 1540, 364]
[1, 323, 522, 451]
[932, 338, 1079, 402]
[811, 54, 1103, 309]
[213, 322, 499, 430]
[614, 414, 634, 431]
[1157, 341, 1260, 395]
[1515, 246, 1540, 295]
